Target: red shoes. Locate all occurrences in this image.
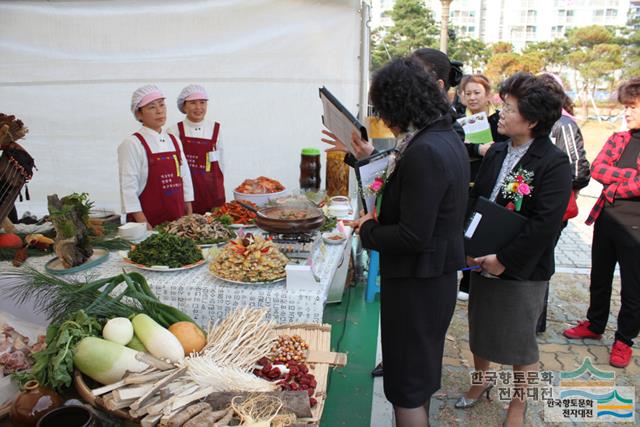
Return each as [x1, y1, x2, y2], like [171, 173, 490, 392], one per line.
[563, 321, 603, 340]
[610, 340, 633, 368]
[563, 322, 633, 368]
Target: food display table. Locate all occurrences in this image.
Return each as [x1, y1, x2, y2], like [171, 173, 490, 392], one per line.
[0, 233, 352, 328]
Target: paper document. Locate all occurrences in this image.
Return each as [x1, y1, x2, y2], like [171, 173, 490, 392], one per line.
[319, 86, 368, 155]
[457, 112, 493, 144]
[355, 151, 393, 214]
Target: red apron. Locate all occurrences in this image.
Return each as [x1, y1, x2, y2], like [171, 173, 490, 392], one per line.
[178, 121, 225, 214]
[127, 132, 185, 227]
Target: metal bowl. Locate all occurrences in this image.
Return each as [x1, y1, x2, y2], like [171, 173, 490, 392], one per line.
[255, 206, 324, 234]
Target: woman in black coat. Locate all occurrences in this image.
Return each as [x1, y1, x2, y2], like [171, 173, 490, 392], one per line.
[456, 73, 571, 427]
[352, 58, 469, 426]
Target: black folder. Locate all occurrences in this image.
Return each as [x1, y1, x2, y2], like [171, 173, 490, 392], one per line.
[464, 196, 527, 257]
[319, 87, 368, 155]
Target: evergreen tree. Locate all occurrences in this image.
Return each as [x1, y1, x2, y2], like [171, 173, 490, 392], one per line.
[371, 0, 439, 71]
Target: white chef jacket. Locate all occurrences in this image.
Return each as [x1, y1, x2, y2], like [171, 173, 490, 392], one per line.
[118, 126, 194, 214]
[167, 118, 225, 173]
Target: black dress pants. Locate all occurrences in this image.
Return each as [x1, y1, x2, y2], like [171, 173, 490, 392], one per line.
[587, 210, 640, 346]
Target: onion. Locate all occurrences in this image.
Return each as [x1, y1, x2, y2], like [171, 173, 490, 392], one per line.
[102, 317, 134, 345]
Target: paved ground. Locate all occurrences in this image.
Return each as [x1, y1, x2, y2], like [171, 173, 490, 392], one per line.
[371, 186, 640, 426]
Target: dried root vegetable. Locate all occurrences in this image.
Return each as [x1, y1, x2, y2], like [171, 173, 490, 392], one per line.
[212, 408, 234, 427]
[202, 308, 277, 369]
[184, 308, 278, 392]
[231, 394, 295, 426]
[167, 403, 222, 427]
[182, 408, 213, 427]
[185, 361, 276, 393]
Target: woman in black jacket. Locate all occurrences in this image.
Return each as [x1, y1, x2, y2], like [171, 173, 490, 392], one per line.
[457, 74, 510, 301]
[455, 73, 571, 427]
[352, 58, 469, 426]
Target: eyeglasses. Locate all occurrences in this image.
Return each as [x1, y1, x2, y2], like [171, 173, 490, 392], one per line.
[501, 103, 518, 115]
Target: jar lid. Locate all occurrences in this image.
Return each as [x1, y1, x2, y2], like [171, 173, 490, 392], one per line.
[301, 148, 321, 156]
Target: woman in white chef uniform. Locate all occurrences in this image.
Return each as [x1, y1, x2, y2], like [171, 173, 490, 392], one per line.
[168, 85, 226, 214]
[118, 85, 194, 228]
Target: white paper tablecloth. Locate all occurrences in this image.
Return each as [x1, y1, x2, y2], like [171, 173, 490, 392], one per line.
[0, 238, 349, 327]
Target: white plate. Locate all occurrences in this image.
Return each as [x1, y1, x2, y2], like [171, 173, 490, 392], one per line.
[12, 222, 54, 234]
[209, 269, 285, 285]
[229, 223, 257, 229]
[89, 208, 117, 219]
[45, 248, 110, 275]
[119, 250, 206, 272]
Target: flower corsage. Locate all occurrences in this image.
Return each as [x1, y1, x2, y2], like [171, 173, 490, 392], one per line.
[362, 170, 388, 217]
[501, 168, 534, 212]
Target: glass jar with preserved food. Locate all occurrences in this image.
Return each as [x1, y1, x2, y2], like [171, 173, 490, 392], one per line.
[326, 151, 349, 197]
[299, 148, 321, 191]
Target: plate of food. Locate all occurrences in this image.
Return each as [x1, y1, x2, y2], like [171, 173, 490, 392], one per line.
[322, 232, 347, 245]
[120, 254, 206, 272]
[254, 205, 324, 234]
[158, 214, 235, 246]
[121, 233, 205, 271]
[209, 270, 285, 285]
[228, 222, 257, 229]
[211, 200, 258, 227]
[209, 233, 288, 284]
[233, 176, 287, 207]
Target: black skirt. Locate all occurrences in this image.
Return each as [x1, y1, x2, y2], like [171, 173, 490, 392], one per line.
[380, 272, 457, 408]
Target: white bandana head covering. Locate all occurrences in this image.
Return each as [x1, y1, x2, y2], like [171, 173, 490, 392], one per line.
[130, 85, 164, 118]
[177, 84, 208, 113]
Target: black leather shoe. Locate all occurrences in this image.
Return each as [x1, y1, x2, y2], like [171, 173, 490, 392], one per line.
[371, 363, 384, 377]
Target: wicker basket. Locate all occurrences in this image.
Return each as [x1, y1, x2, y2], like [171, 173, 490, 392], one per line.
[74, 370, 135, 421]
[74, 323, 345, 424]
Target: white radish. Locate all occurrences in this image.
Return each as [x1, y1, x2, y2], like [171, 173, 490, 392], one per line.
[131, 314, 184, 362]
[102, 317, 134, 345]
[73, 337, 149, 385]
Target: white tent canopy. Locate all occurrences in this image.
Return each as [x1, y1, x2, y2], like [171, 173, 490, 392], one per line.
[0, 0, 365, 215]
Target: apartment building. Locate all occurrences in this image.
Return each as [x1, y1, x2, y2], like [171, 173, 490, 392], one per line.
[371, 0, 632, 50]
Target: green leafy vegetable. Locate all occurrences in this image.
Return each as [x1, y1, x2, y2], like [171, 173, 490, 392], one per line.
[129, 233, 203, 268]
[215, 214, 234, 226]
[15, 310, 102, 391]
[320, 215, 338, 232]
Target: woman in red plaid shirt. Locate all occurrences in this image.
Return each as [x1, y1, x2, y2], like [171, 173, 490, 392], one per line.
[564, 78, 640, 368]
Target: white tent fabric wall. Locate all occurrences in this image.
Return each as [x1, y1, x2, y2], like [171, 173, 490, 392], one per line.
[0, 0, 363, 215]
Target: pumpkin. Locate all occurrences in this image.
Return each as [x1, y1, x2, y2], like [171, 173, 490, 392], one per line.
[0, 233, 23, 249]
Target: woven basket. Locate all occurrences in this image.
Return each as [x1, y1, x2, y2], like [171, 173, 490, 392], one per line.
[74, 323, 343, 424]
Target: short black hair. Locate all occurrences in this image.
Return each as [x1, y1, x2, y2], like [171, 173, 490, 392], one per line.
[537, 73, 575, 116]
[369, 58, 451, 133]
[410, 48, 463, 90]
[499, 72, 562, 138]
[618, 78, 640, 105]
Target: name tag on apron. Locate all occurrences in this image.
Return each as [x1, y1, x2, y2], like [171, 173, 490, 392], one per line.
[209, 151, 219, 163]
